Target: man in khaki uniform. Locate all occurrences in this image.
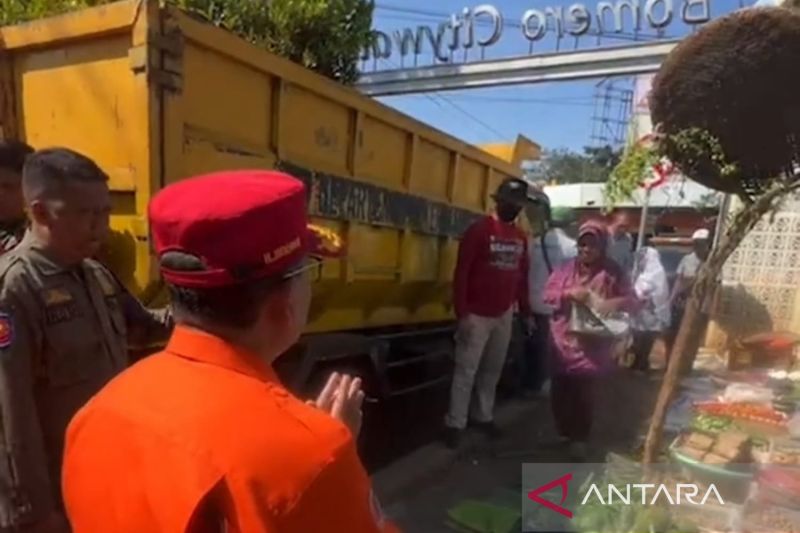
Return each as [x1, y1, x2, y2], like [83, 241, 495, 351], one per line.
[0, 148, 172, 532]
[0, 140, 34, 255]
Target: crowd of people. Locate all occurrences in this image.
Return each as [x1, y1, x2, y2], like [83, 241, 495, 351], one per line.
[446, 176, 711, 459]
[0, 138, 712, 531]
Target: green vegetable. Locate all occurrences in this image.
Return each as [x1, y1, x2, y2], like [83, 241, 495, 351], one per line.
[691, 414, 733, 434]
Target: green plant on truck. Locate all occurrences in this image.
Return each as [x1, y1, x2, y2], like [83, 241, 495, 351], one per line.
[0, 0, 374, 84]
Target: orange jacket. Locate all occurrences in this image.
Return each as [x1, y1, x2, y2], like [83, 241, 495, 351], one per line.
[62, 326, 400, 533]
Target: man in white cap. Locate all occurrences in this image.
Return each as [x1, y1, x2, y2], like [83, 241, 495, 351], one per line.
[667, 228, 711, 353]
[607, 210, 635, 275]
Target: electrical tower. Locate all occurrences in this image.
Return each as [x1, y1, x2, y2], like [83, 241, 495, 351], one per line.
[589, 77, 634, 149]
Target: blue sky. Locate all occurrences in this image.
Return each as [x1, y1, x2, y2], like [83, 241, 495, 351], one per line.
[368, 0, 748, 152]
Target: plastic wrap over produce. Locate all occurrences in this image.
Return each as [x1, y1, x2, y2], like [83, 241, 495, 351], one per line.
[722, 383, 774, 405]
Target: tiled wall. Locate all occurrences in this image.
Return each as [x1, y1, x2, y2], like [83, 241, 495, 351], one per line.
[716, 194, 800, 336]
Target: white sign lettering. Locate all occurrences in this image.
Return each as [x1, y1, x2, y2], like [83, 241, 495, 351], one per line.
[363, 0, 711, 62]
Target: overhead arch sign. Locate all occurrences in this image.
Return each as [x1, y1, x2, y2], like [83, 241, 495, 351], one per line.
[363, 0, 711, 64]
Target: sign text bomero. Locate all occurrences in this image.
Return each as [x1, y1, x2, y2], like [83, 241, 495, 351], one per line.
[363, 0, 711, 62]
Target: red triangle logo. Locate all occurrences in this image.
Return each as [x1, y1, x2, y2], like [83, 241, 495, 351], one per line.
[527, 473, 573, 518]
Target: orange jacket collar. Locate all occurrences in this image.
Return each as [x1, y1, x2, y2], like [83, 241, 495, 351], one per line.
[165, 325, 280, 383]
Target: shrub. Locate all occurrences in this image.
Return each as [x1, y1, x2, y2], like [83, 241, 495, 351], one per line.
[650, 7, 800, 195]
[0, 0, 374, 85]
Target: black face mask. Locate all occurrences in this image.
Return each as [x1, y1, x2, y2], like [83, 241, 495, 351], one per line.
[496, 203, 522, 223]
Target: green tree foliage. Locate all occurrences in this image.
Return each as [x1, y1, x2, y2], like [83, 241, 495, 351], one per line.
[604, 141, 660, 204]
[526, 145, 622, 184]
[261, 0, 374, 84]
[0, 0, 374, 85]
[583, 144, 622, 170]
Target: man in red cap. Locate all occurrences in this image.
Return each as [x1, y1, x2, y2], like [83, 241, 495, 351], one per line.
[61, 170, 398, 532]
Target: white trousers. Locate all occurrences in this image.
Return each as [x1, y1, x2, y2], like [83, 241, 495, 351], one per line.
[445, 309, 513, 430]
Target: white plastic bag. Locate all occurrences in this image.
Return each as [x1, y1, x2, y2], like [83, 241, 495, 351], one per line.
[567, 302, 630, 338]
[722, 382, 774, 405]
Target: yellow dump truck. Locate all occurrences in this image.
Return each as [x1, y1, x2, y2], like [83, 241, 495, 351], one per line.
[0, 0, 524, 399]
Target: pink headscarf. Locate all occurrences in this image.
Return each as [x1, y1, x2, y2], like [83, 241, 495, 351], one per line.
[577, 219, 610, 259]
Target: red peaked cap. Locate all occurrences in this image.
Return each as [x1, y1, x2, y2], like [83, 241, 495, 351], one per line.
[148, 170, 344, 288]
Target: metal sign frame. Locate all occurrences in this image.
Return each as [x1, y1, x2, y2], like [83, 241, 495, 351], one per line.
[356, 39, 680, 96]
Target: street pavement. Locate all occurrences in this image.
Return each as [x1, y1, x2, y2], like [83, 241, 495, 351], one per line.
[374, 370, 662, 532]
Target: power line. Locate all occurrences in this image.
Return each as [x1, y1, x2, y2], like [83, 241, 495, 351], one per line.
[376, 4, 465, 20]
[377, 58, 508, 139]
[442, 94, 595, 107]
[434, 96, 509, 139]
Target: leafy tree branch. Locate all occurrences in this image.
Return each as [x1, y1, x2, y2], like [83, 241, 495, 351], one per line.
[0, 0, 375, 85]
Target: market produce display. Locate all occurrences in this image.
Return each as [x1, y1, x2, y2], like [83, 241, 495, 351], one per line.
[639, 323, 800, 530]
[691, 414, 733, 434]
[722, 383, 774, 405]
[676, 429, 755, 467]
[694, 402, 787, 427]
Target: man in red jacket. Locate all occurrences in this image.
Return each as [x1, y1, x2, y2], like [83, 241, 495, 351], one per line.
[444, 177, 532, 449]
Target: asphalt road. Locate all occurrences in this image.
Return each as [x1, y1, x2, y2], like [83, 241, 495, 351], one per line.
[359, 383, 451, 473]
[373, 371, 663, 532]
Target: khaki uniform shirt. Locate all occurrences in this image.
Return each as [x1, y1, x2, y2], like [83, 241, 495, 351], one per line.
[0, 220, 26, 257]
[0, 239, 172, 529]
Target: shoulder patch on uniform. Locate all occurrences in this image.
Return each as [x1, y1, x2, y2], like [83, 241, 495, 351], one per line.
[0, 312, 14, 349]
[0, 253, 25, 284]
[90, 265, 118, 297]
[43, 287, 73, 306]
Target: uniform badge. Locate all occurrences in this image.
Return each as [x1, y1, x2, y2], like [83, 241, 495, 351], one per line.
[43, 288, 73, 306]
[0, 312, 14, 348]
[41, 288, 79, 325]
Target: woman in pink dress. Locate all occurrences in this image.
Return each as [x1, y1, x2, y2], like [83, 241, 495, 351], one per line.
[543, 219, 635, 459]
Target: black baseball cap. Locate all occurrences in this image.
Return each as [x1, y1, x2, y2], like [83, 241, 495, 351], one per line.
[492, 177, 530, 207]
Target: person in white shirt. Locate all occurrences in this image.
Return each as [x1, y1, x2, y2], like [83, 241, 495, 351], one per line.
[521, 197, 577, 396]
[667, 228, 711, 353]
[631, 244, 671, 372]
[607, 210, 634, 274]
